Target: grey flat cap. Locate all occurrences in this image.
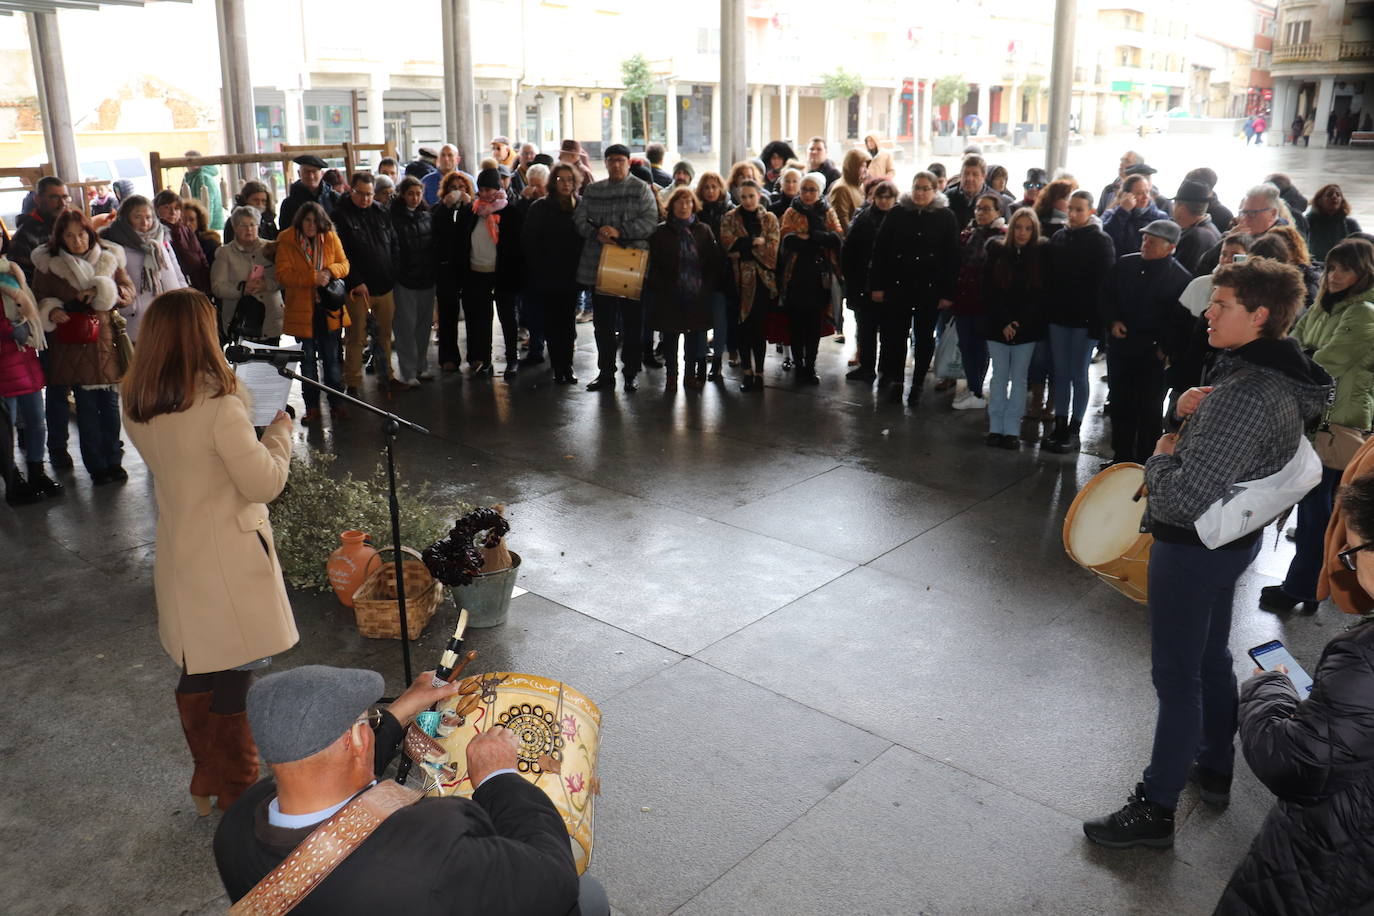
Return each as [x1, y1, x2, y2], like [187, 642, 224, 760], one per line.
[247, 665, 383, 765]
[1141, 219, 1181, 245]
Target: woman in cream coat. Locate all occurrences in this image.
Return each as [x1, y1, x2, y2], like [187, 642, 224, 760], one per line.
[122, 288, 296, 815]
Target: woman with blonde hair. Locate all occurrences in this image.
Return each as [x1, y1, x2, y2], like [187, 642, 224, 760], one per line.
[829, 149, 868, 230]
[123, 288, 296, 816]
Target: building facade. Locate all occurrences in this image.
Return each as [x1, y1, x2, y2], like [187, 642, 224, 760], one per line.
[1271, 0, 1374, 144]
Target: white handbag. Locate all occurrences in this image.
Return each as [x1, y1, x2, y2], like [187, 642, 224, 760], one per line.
[1193, 437, 1321, 549]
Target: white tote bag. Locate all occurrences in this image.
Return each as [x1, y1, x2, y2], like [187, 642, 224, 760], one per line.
[1193, 437, 1321, 549]
[934, 320, 963, 379]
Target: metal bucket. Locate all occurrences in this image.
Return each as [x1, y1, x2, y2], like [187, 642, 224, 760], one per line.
[451, 551, 521, 628]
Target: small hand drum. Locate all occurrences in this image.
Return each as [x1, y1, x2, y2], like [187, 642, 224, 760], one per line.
[422, 673, 600, 874]
[1063, 462, 1154, 604]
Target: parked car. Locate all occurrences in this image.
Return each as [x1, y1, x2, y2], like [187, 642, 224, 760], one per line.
[1136, 110, 1170, 137]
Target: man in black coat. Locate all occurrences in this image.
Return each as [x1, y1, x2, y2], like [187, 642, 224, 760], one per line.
[279, 155, 340, 230]
[215, 665, 607, 916]
[1101, 220, 1193, 463]
[945, 154, 1007, 230]
[804, 136, 842, 189]
[9, 176, 70, 279]
[1171, 180, 1222, 275]
[332, 172, 400, 392]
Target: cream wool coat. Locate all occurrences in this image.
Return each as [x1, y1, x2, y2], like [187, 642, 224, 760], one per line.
[125, 387, 297, 673]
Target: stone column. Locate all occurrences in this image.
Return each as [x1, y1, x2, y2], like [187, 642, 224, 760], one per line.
[789, 87, 801, 144]
[666, 80, 678, 156]
[750, 85, 764, 152]
[26, 11, 79, 180]
[561, 89, 574, 144]
[282, 88, 305, 146]
[1314, 76, 1336, 147]
[1268, 78, 1292, 146]
[976, 81, 992, 134]
[919, 77, 933, 149]
[778, 84, 788, 140]
[710, 85, 722, 157]
[887, 85, 901, 139]
[612, 91, 625, 145]
[363, 72, 389, 151]
[509, 80, 520, 142]
[858, 87, 871, 140]
[719, 0, 746, 172]
[441, 0, 477, 166]
[1046, 0, 1077, 174]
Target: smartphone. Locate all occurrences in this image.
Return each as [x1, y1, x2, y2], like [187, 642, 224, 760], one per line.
[1231, 253, 1249, 264]
[1248, 640, 1315, 698]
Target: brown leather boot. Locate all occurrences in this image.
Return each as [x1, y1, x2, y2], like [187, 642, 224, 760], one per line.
[213, 710, 261, 812]
[175, 691, 217, 816]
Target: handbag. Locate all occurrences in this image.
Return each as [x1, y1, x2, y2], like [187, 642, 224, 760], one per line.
[314, 277, 347, 317]
[1313, 422, 1367, 471]
[229, 291, 267, 339]
[1194, 437, 1322, 549]
[110, 310, 134, 375]
[55, 308, 101, 345]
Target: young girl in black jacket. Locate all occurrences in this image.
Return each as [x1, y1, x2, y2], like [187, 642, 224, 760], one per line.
[982, 208, 1049, 449]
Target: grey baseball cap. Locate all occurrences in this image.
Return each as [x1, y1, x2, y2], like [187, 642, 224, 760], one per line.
[1141, 219, 1181, 245]
[247, 665, 384, 765]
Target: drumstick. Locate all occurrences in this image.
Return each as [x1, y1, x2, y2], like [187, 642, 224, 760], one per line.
[1132, 416, 1192, 502]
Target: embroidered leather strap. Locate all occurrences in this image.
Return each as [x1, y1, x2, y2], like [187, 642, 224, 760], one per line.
[229, 780, 423, 916]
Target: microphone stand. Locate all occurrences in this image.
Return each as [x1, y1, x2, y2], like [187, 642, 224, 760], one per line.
[274, 356, 431, 693]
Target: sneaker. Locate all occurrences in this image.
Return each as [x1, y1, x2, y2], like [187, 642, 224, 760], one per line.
[1189, 763, 1232, 808]
[953, 392, 987, 410]
[404, 377, 422, 389]
[1083, 783, 1175, 849]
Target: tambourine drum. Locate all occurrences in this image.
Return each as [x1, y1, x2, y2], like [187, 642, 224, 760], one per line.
[423, 673, 600, 874]
[1062, 462, 1153, 604]
[596, 244, 648, 300]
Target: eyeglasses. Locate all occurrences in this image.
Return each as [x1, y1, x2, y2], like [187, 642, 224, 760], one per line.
[1338, 542, 1374, 571]
[355, 706, 384, 729]
[1239, 207, 1275, 218]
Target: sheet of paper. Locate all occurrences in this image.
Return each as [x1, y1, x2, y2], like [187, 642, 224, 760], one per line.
[232, 342, 293, 426]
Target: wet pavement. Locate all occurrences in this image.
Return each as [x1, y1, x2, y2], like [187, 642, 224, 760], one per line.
[4, 135, 1371, 915]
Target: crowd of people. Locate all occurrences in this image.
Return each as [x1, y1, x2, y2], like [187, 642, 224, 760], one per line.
[4, 131, 1374, 913]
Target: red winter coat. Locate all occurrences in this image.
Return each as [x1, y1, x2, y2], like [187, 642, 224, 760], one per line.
[0, 315, 44, 397]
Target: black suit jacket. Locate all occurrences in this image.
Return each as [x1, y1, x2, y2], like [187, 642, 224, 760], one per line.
[214, 712, 580, 916]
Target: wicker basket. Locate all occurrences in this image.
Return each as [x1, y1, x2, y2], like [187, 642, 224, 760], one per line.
[352, 546, 442, 640]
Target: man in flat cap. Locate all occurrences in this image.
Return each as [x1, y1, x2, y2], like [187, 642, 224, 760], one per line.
[1101, 219, 1194, 464]
[215, 665, 608, 915]
[279, 154, 340, 230]
[1171, 179, 1223, 276]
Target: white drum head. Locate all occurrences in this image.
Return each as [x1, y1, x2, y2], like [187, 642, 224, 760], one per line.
[1068, 465, 1147, 566]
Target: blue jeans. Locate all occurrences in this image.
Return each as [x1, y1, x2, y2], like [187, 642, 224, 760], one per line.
[954, 314, 989, 397]
[301, 310, 344, 411]
[1281, 465, 1344, 601]
[6, 392, 45, 463]
[1143, 537, 1261, 809]
[1048, 324, 1095, 423]
[38, 348, 69, 459]
[72, 387, 122, 473]
[1027, 337, 1052, 388]
[986, 341, 1035, 435]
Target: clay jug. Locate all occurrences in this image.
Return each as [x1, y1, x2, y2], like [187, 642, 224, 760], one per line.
[327, 530, 378, 607]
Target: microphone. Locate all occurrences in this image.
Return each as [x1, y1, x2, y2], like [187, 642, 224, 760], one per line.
[224, 344, 304, 365]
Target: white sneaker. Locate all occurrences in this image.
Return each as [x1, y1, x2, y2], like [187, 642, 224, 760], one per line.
[953, 392, 987, 410]
[404, 377, 422, 388]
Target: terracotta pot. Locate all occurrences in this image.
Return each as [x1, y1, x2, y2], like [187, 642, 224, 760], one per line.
[327, 530, 378, 608]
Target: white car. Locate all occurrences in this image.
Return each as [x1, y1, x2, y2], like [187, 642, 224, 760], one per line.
[1136, 111, 1170, 137]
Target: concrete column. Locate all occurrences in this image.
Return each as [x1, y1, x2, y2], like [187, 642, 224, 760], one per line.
[509, 80, 520, 142]
[441, 0, 477, 169]
[778, 84, 788, 140]
[1008, 82, 1022, 142]
[976, 81, 992, 134]
[363, 72, 389, 152]
[665, 81, 678, 157]
[789, 87, 800, 144]
[1046, 0, 1077, 174]
[1268, 78, 1292, 146]
[719, 0, 746, 172]
[218, 0, 256, 180]
[919, 77, 933, 149]
[26, 11, 79, 181]
[1314, 76, 1336, 147]
[750, 85, 763, 152]
[561, 90, 574, 144]
[282, 88, 306, 146]
[710, 85, 721, 156]
[858, 87, 871, 140]
[612, 90, 625, 145]
[887, 85, 901, 139]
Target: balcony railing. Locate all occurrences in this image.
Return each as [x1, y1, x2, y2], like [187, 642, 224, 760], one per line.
[1342, 40, 1374, 60]
[1273, 42, 1321, 63]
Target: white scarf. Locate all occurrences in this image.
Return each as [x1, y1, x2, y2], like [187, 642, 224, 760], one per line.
[56, 244, 100, 291]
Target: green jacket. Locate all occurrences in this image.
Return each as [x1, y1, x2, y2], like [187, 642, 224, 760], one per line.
[1292, 286, 1374, 429]
[183, 164, 225, 231]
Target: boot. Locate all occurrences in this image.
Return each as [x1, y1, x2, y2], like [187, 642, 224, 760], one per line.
[175, 691, 218, 816]
[695, 359, 707, 382]
[213, 710, 261, 812]
[26, 462, 62, 497]
[1042, 416, 1069, 451]
[708, 358, 722, 382]
[1025, 383, 1046, 421]
[4, 468, 42, 506]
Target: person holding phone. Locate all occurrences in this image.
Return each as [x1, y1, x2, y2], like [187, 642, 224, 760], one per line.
[1214, 475, 1374, 914]
[1083, 258, 1332, 850]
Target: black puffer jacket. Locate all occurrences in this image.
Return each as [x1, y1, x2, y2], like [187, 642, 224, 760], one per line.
[840, 204, 888, 299]
[453, 202, 524, 292]
[1047, 222, 1116, 333]
[1214, 619, 1374, 915]
[981, 238, 1049, 344]
[277, 180, 339, 232]
[332, 196, 399, 295]
[389, 198, 435, 289]
[867, 193, 960, 307]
